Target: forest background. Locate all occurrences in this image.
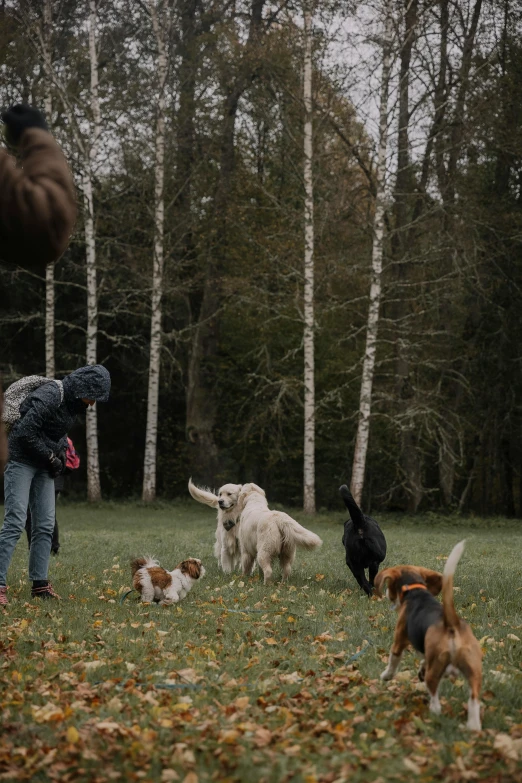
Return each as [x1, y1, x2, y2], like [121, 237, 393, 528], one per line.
[0, 0, 521, 516]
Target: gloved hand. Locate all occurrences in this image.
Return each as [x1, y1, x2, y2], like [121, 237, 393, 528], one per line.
[2, 104, 48, 147]
[48, 454, 64, 479]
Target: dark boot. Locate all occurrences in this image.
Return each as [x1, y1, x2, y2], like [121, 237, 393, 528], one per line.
[31, 581, 61, 600]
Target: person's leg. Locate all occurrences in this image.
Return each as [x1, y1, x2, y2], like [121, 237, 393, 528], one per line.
[0, 461, 35, 587]
[51, 490, 60, 554]
[26, 507, 32, 549]
[28, 469, 56, 587]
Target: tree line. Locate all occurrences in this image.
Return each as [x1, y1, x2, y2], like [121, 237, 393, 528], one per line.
[0, 0, 521, 516]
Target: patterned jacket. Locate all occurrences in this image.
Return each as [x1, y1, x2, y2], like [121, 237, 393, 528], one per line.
[8, 365, 110, 469]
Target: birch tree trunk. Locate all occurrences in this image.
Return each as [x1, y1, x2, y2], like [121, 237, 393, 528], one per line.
[43, 0, 54, 379]
[350, 6, 393, 505]
[142, 0, 168, 502]
[303, 6, 315, 513]
[85, 0, 102, 502]
[185, 0, 267, 485]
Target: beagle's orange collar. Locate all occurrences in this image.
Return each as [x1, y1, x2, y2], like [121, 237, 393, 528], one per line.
[401, 583, 428, 601]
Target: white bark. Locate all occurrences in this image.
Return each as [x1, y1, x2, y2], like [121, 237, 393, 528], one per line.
[350, 5, 393, 505]
[85, 0, 102, 502]
[142, 0, 168, 502]
[303, 6, 315, 514]
[43, 0, 54, 379]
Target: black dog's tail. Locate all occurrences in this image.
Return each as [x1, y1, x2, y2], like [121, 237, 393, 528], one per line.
[339, 485, 366, 526]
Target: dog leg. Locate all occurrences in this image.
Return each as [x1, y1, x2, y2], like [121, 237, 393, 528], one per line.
[381, 614, 408, 680]
[424, 654, 449, 716]
[241, 552, 256, 577]
[368, 561, 380, 587]
[380, 648, 404, 680]
[140, 586, 155, 603]
[455, 639, 482, 730]
[352, 567, 373, 596]
[221, 548, 235, 574]
[426, 683, 442, 715]
[467, 695, 481, 731]
[279, 543, 296, 582]
[257, 552, 273, 584]
[466, 670, 482, 731]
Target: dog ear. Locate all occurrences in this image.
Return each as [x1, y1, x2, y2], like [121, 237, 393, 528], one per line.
[374, 567, 400, 597]
[415, 567, 443, 596]
[239, 483, 252, 498]
[249, 483, 265, 496]
[180, 559, 202, 579]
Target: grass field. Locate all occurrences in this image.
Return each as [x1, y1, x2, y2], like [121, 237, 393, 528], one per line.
[0, 501, 521, 783]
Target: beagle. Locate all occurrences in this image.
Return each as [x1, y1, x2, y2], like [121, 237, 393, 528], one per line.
[375, 541, 482, 731]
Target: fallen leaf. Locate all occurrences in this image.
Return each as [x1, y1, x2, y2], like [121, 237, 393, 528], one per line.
[66, 726, 80, 744]
[265, 637, 277, 645]
[494, 733, 522, 761]
[219, 729, 240, 744]
[32, 703, 64, 723]
[161, 771, 180, 782]
[254, 728, 272, 747]
[176, 668, 199, 683]
[280, 671, 302, 684]
[96, 721, 122, 732]
[403, 758, 421, 775]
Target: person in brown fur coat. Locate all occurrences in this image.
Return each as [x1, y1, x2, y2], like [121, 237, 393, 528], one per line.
[0, 103, 77, 473]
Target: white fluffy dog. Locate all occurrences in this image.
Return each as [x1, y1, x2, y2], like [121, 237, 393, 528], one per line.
[236, 483, 322, 583]
[131, 556, 205, 605]
[188, 478, 242, 572]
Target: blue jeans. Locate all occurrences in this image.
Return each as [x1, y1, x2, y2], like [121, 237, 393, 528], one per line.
[0, 461, 56, 586]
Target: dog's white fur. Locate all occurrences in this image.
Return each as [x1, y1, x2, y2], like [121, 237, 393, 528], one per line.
[236, 482, 322, 583]
[188, 478, 242, 572]
[132, 556, 205, 605]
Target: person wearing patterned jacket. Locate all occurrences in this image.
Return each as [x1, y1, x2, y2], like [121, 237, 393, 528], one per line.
[0, 366, 110, 605]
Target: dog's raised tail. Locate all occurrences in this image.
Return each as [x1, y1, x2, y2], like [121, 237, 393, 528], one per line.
[442, 540, 466, 630]
[339, 484, 366, 526]
[277, 517, 322, 550]
[188, 478, 219, 509]
[130, 555, 158, 576]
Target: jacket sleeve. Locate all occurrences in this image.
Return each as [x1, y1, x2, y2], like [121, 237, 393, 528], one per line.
[0, 128, 77, 268]
[14, 393, 62, 467]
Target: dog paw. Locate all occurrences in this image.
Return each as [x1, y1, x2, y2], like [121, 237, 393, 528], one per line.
[429, 698, 441, 715]
[380, 670, 394, 681]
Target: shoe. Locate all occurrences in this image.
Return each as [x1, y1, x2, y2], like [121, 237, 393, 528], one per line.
[0, 586, 8, 606]
[31, 583, 61, 600]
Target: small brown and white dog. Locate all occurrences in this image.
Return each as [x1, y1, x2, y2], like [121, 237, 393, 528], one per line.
[188, 478, 242, 572]
[236, 483, 322, 583]
[375, 540, 482, 731]
[131, 556, 205, 605]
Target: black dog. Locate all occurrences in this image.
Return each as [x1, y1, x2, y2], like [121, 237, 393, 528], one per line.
[340, 484, 386, 596]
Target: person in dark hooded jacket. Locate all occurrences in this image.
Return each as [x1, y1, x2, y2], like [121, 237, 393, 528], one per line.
[0, 365, 110, 605]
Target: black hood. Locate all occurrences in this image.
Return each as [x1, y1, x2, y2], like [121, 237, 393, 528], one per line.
[62, 365, 111, 404]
